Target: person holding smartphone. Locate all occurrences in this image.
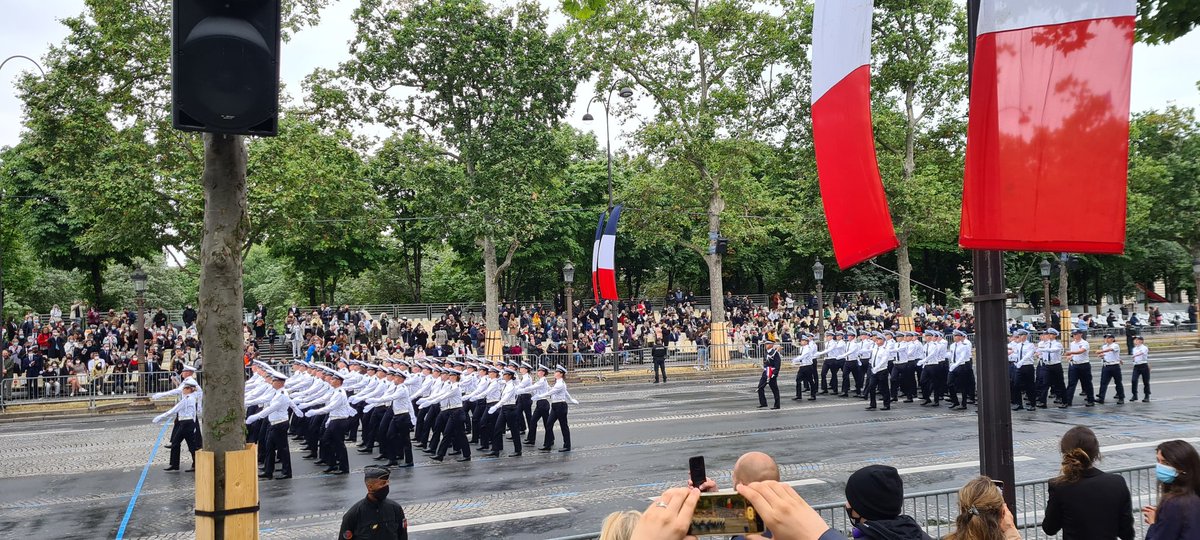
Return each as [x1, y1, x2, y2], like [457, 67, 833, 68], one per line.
[944, 476, 1021, 540]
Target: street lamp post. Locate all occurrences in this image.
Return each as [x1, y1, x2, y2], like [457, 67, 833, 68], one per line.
[563, 261, 576, 380]
[583, 86, 633, 373]
[1040, 260, 1052, 331]
[0, 55, 46, 324]
[1193, 259, 1200, 342]
[813, 259, 825, 351]
[132, 267, 149, 401]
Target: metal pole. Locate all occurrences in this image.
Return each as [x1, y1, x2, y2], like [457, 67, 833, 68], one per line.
[816, 281, 825, 351]
[1043, 278, 1052, 331]
[0, 56, 45, 324]
[136, 296, 147, 398]
[967, 0, 1016, 510]
[604, 92, 614, 210]
[1058, 253, 1069, 314]
[566, 286, 574, 373]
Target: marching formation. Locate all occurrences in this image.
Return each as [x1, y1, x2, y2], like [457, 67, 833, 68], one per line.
[241, 356, 580, 479]
[757, 328, 1151, 414]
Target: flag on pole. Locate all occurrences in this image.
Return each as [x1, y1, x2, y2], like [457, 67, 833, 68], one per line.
[812, 0, 898, 269]
[960, 0, 1135, 253]
[591, 205, 623, 301]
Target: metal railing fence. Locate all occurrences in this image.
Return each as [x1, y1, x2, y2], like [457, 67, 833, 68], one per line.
[548, 465, 1157, 540]
[0, 370, 193, 409]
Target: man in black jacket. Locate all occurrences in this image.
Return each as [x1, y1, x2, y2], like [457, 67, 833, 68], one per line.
[843, 465, 932, 540]
[757, 340, 781, 409]
[650, 342, 668, 384]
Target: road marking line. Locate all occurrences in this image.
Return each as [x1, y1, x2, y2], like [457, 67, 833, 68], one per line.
[0, 427, 108, 438]
[1103, 437, 1200, 453]
[408, 507, 569, 532]
[1159, 377, 1200, 384]
[115, 421, 170, 540]
[897, 456, 1034, 475]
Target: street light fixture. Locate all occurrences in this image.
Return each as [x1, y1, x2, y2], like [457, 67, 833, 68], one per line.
[131, 267, 150, 403]
[582, 84, 635, 372]
[813, 259, 825, 351]
[563, 261, 576, 378]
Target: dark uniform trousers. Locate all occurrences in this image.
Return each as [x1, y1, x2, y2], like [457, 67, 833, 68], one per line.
[415, 404, 441, 446]
[1036, 363, 1066, 406]
[840, 359, 863, 396]
[478, 403, 499, 450]
[1131, 364, 1150, 399]
[865, 370, 891, 409]
[757, 371, 780, 408]
[169, 418, 201, 468]
[796, 365, 817, 399]
[427, 408, 452, 452]
[435, 407, 470, 459]
[948, 362, 975, 406]
[360, 406, 384, 450]
[1016, 364, 1036, 407]
[365, 409, 393, 452]
[1008, 363, 1020, 405]
[526, 398, 551, 445]
[920, 361, 948, 403]
[320, 417, 351, 473]
[1064, 363, 1095, 405]
[1098, 364, 1125, 401]
[820, 358, 841, 393]
[490, 404, 522, 454]
[347, 398, 364, 442]
[263, 420, 291, 477]
[472, 400, 492, 445]
[546, 401, 571, 449]
[891, 362, 917, 400]
[384, 412, 413, 465]
[517, 393, 533, 434]
[305, 413, 327, 455]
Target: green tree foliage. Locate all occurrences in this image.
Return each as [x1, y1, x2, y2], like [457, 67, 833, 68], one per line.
[314, 0, 586, 329]
[1137, 0, 1200, 44]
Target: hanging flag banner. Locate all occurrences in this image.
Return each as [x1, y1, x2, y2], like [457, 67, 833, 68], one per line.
[960, 0, 1135, 253]
[591, 212, 605, 303]
[594, 205, 623, 301]
[811, 0, 898, 269]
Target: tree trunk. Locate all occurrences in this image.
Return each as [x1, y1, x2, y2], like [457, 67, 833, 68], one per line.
[1058, 257, 1069, 311]
[482, 237, 501, 332]
[706, 190, 726, 324]
[413, 243, 423, 303]
[897, 234, 913, 315]
[89, 261, 104, 307]
[197, 133, 249, 536]
[307, 285, 316, 307]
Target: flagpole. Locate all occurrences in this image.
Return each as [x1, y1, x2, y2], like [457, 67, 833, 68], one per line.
[966, 0, 1018, 510]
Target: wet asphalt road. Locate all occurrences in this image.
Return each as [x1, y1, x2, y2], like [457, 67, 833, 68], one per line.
[2, 353, 1198, 540]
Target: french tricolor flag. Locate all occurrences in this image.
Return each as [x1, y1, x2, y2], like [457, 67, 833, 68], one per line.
[811, 0, 898, 270]
[960, 1, 1135, 253]
[591, 205, 622, 301]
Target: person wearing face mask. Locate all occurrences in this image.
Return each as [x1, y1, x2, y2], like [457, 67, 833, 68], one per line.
[1143, 440, 1200, 540]
[843, 465, 932, 539]
[339, 465, 408, 540]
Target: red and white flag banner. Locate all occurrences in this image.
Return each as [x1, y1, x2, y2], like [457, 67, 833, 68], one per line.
[812, 0, 899, 269]
[591, 205, 623, 301]
[960, 0, 1135, 253]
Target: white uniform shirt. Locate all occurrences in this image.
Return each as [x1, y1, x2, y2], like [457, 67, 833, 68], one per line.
[1131, 344, 1149, 365]
[153, 392, 201, 423]
[1068, 339, 1091, 364]
[1099, 342, 1121, 365]
[246, 389, 303, 424]
[548, 378, 579, 404]
[869, 344, 891, 374]
[791, 342, 817, 367]
[309, 387, 355, 423]
[1013, 341, 1035, 367]
[949, 340, 973, 371]
[1036, 340, 1063, 366]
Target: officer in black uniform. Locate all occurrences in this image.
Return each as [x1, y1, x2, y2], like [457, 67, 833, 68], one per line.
[339, 465, 408, 540]
[757, 339, 781, 409]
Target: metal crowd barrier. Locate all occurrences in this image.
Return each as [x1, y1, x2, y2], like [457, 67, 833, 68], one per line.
[0, 370, 190, 409]
[549, 465, 1156, 540]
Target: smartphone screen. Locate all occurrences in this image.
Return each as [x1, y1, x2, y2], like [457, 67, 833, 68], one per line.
[688, 492, 765, 536]
[688, 456, 706, 488]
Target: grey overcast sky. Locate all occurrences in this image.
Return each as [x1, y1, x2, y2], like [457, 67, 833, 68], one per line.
[2, 0, 1198, 151]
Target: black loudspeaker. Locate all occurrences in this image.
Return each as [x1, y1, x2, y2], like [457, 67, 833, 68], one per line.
[172, 0, 280, 136]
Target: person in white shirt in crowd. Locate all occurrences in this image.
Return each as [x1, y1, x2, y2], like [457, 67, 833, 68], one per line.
[1035, 328, 1067, 409]
[245, 371, 304, 479]
[1095, 333, 1126, 405]
[947, 330, 974, 410]
[1130, 335, 1151, 402]
[541, 364, 579, 452]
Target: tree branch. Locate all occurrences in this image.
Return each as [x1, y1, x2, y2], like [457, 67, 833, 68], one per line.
[494, 237, 520, 279]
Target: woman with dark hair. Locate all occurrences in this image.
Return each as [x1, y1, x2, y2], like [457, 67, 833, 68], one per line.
[945, 476, 1020, 540]
[1143, 440, 1200, 539]
[1043, 426, 1135, 540]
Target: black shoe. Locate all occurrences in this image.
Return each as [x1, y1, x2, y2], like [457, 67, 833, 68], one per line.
[400, 463, 414, 468]
[456, 457, 471, 462]
[839, 394, 850, 398]
[1131, 395, 1137, 401]
[185, 467, 195, 472]
[449, 451, 461, 456]
[330, 470, 348, 475]
[356, 448, 373, 454]
[771, 406, 781, 410]
[1012, 405, 1025, 411]
[539, 447, 552, 452]
[276, 474, 292, 479]
[258, 473, 273, 479]
[1085, 402, 1095, 407]
[385, 461, 399, 466]
[315, 461, 329, 466]
[522, 440, 535, 445]
[929, 402, 941, 407]
[865, 406, 877, 411]
[1058, 404, 1070, 408]
[558, 448, 571, 452]
[757, 405, 768, 409]
[881, 406, 891, 411]
[920, 400, 932, 406]
[792, 397, 804, 401]
[322, 468, 339, 474]
[1143, 397, 1150, 402]
[1037, 404, 1047, 409]
[1117, 399, 1124, 404]
[373, 455, 388, 461]
[430, 456, 444, 462]
[903, 399, 914, 403]
[508, 453, 522, 457]
[164, 466, 180, 472]
[476, 447, 489, 452]
[164, 444, 174, 449]
[484, 452, 500, 457]
[807, 397, 817, 401]
[819, 390, 828, 395]
[1096, 399, 1105, 404]
[414, 444, 426, 449]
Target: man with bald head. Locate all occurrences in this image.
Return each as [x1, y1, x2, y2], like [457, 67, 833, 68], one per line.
[691, 451, 780, 492]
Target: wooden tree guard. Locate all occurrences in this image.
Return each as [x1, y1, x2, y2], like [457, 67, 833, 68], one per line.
[898, 316, 914, 332]
[710, 321, 730, 368]
[484, 329, 505, 360]
[195, 443, 259, 540]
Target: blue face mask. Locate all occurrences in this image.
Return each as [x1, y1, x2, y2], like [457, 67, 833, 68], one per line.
[1156, 463, 1178, 484]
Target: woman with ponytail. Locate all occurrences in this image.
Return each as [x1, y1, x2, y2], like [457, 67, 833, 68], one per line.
[945, 476, 1020, 540]
[1042, 426, 1135, 540]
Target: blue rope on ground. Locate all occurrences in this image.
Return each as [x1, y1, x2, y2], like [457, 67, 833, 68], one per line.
[116, 421, 171, 540]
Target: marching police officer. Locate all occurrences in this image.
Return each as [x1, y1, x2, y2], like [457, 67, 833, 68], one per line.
[757, 339, 781, 409]
[1130, 335, 1150, 402]
[1096, 333, 1125, 404]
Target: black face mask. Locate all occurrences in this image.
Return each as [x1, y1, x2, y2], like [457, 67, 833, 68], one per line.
[845, 506, 861, 525]
[372, 485, 390, 501]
